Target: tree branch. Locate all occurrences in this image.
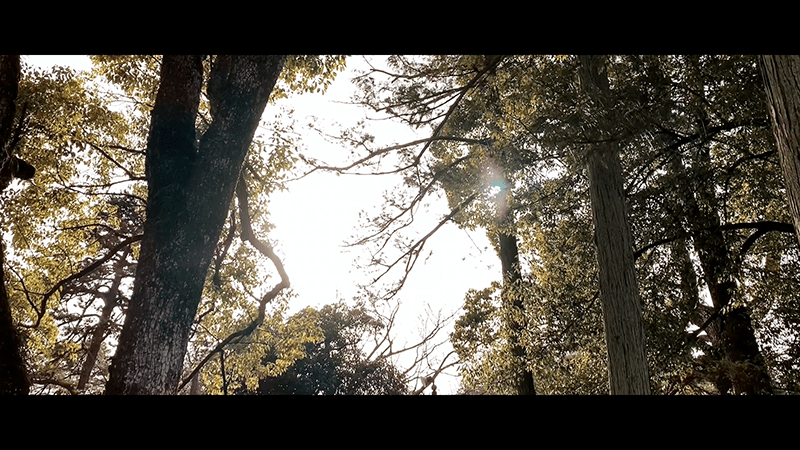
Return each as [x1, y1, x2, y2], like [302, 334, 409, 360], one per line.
[21, 233, 143, 329]
[364, 192, 478, 302]
[178, 174, 290, 392]
[634, 221, 796, 261]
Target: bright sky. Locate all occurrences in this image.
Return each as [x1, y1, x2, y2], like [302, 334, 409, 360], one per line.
[25, 55, 503, 394]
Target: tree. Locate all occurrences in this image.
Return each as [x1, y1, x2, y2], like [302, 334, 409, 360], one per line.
[8, 54, 799, 394]
[760, 55, 800, 248]
[343, 55, 650, 394]
[106, 55, 287, 394]
[0, 55, 344, 394]
[0, 55, 31, 394]
[4, 57, 150, 394]
[326, 55, 541, 394]
[249, 303, 407, 395]
[335, 55, 798, 395]
[576, 55, 651, 394]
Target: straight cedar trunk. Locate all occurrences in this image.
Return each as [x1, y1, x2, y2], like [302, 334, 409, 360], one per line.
[498, 231, 536, 395]
[578, 55, 651, 395]
[106, 55, 286, 395]
[760, 55, 800, 248]
[494, 173, 535, 395]
[0, 55, 30, 395]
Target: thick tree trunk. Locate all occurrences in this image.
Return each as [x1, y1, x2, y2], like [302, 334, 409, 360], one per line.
[677, 60, 773, 394]
[760, 55, 800, 248]
[689, 196, 773, 395]
[106, 55, 286, 394]
[0, 55, 30, 395]
[578, 55, 651, 395]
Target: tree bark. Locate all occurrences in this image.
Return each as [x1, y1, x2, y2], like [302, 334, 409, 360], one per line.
[0, 54, 30, 395]
[578, 55, 651, 395]
[688, 182, 773, 395]
[493, 170, 536, 395]
[106, 55, 286, 394]
[760, 55, 800, 248]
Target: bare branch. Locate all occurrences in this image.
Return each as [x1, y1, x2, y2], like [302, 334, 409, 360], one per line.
[30, 376, 79, 395]
[634, 221, 796, 261]
[297, 136, 488, 180]
[85, 141, 143, 180]
[21, 233, 143, 329]
[363, 192, 478, 302]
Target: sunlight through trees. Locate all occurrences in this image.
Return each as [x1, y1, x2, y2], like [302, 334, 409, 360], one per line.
[2, 55, 799, 395]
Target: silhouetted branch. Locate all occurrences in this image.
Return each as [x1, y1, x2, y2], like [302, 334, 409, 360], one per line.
[179, 174, 290, 392]
[22, 233, 143, 329]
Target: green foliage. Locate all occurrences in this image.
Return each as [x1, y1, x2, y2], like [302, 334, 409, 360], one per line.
[273, 55, 347, 99]
[353, 55, 800, 395]
[3, 55, 347, 394]
[7, 54, 800, 394]
[239, 302, 408, 395]
[194, 299, 325, 395]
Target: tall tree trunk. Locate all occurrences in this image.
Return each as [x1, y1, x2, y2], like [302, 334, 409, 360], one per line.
[498, 231, 536, 395]
[760, 55, 800, 248]
[492, 166, 536, 395]
[678, 59, 773, 394]
[106, 55, 286, 394]
[578, 55, 651, 395]
[0, 54, 30, 395]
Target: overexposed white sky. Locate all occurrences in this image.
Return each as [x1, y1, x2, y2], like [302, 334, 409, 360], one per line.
[24, 55, 503, 394]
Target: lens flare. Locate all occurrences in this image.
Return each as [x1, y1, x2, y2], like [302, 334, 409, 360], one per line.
[480, 157, 510, 219]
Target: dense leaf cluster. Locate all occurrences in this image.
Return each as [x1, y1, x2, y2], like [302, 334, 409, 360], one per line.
[241, 303, 407, 395]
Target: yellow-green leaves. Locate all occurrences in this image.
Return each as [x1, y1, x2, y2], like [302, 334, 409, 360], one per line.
[273, 55, 347, 100]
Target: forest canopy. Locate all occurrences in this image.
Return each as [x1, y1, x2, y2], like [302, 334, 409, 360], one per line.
[1, 55, 799, 395]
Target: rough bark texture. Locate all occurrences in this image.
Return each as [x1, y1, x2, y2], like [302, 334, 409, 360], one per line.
[760, 55, 800, 248]
[578, 55, 651, 395]
[0, 55, 31, 395]
[106, 55, 286, 395]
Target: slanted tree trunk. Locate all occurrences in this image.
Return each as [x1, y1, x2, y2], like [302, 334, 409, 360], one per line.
[78, 248, 130, 391]
[688, 176, 773, 395]
[578, 55, 650, 395]
[0, 54, 30, 395]
[760, 55, 800, 248]
[106, 55, 286, 395]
